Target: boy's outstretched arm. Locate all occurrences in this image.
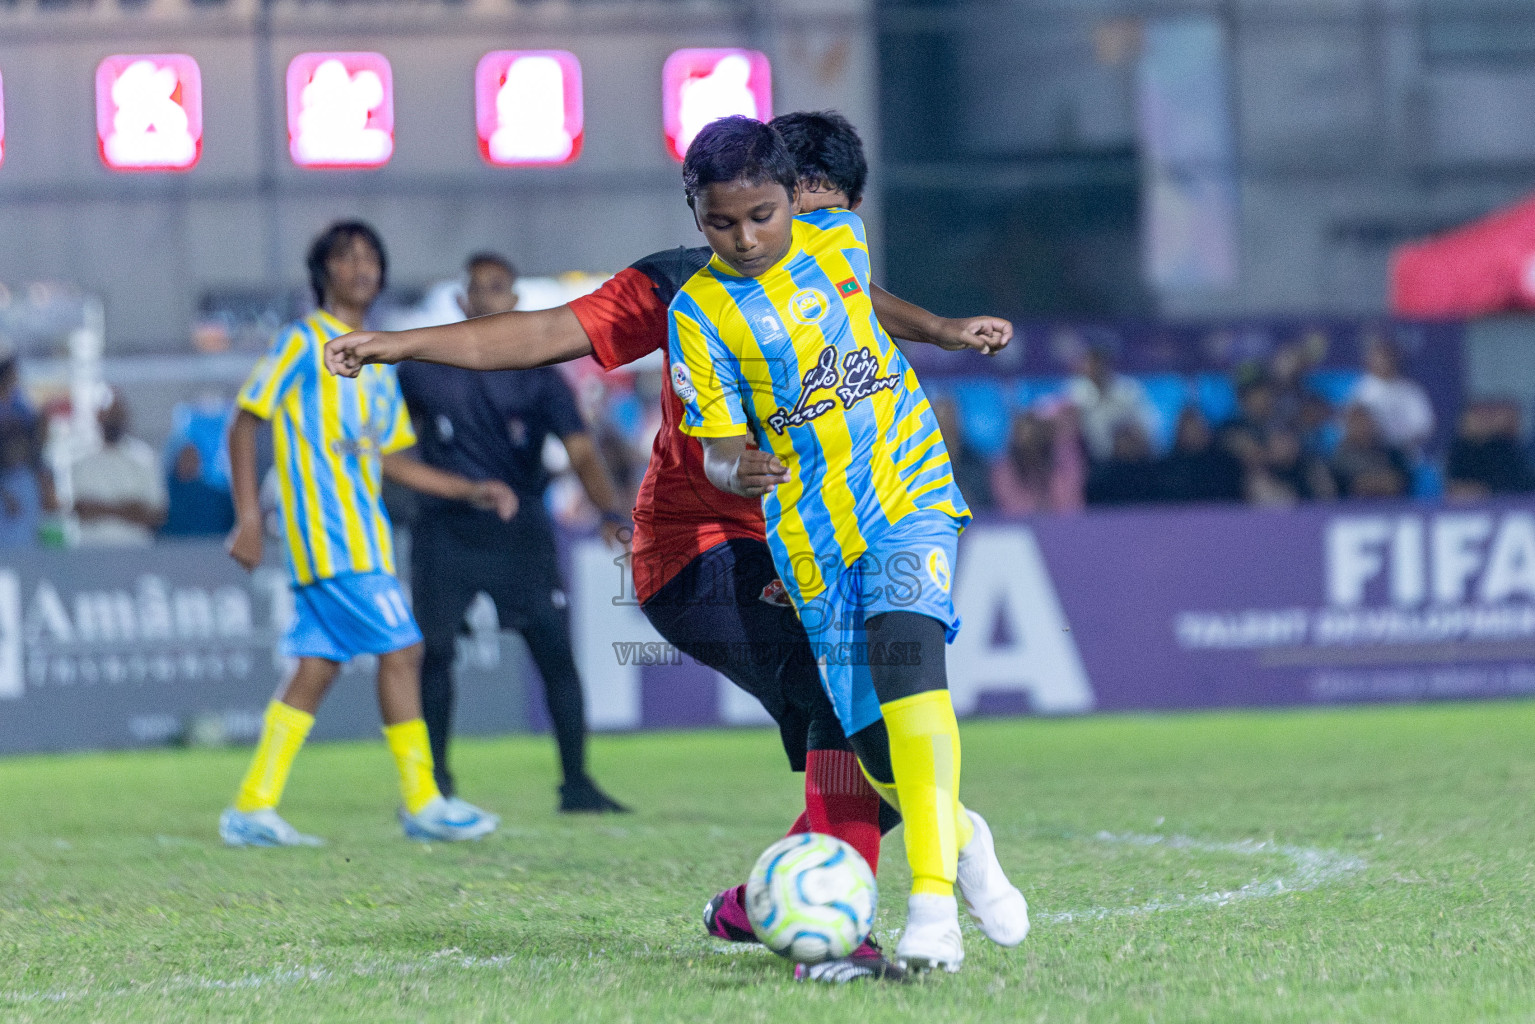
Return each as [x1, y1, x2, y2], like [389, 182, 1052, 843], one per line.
[226, 409, 266, 571]
[380, 451, 520, 521]
[700, 434, 790, 498]
[326, 306, 593, 377]
[869, 284, 1012, 356]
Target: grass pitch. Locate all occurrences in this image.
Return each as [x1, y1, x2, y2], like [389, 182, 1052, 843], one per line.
[3, 702, 1534, 1022]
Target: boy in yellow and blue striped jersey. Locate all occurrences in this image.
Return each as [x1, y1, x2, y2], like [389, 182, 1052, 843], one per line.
[220, 221, 516, 847]
[668, 117, 1029, 974]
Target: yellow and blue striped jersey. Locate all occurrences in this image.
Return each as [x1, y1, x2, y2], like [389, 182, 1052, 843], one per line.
[668, 208, 969, 604]
[237, 310, 416, 585]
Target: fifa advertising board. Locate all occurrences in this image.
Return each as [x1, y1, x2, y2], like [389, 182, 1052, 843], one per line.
[568, 497, 1535, 730]
[7, 498, 1535, 754]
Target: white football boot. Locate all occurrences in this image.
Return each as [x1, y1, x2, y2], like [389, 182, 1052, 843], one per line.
[219, 807, 324, 848]
[399, 795, 499, 842]
[955, 809, 1030, 946]
[894, 893, 964, 974]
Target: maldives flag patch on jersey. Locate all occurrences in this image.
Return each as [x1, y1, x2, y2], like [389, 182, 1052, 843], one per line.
[836, 277, 862, 298]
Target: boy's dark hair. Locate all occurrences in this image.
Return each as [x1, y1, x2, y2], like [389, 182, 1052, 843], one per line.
[306, 220, 388, 307]
[769, 110, 868, 207]
[466, 252, 518, 280]
[682, 116, 799, 210]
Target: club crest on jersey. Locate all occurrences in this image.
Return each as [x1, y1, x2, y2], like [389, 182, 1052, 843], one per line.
[787, 288, 829, 325]
[758, 578, 793, 607]
[926, 548, 951, 593]
[671, 362, 697, 403]
[837, 277, 862, 298]
[766, 346, 839, 434]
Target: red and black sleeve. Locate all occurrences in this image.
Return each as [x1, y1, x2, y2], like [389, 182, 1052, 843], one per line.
[568, 246, 711, 372]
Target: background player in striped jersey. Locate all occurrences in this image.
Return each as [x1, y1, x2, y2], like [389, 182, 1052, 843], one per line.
[220, 221, 515, 848]
[669, 117, 1029, 973]
[321, 114, 1007, 981]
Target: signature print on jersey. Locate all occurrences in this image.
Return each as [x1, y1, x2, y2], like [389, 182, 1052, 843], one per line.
[766, 347, 839, 434]
[329, 388, 397, 458]
[765, 345, 902, 435]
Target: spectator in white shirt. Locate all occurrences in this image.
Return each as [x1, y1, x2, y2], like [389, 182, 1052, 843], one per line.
[1350, 338, 1434, 455]
[70, 393, 167, 546]
[1065, 346, 1160, 462]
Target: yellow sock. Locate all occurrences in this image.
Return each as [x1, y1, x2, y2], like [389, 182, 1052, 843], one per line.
[955, 798, 976, 849]
[383, 719, 440, 815]
[881, 690, 970, 897]
[865, 766, 975, 847]
[234, 701, 315, 813]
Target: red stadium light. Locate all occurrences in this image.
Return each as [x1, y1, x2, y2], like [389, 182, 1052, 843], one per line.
[287, 52, 394, 170]
[662, 48, 772, 162]
[95, 55, 202, 172]
[475, 51, 583, 167]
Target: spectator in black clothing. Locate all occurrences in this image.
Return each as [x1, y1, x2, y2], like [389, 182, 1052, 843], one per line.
[1158, 406, 1244, 503]
[1446, 400, 1535, 500]
[1221, 374, 1281, 470]
[932, 394, 994, 511]
[1086, 421, 1161, 506]
[1249, 428, 1337, 505]
[1331, 405, 1410, 499]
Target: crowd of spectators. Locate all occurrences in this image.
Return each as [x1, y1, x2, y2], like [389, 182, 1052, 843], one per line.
[2, 325, 1534, 549]
[938, 337, 1535, 516]
[0, 349, 237, 549]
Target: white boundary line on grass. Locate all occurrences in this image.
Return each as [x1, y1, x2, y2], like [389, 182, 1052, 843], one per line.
[1, 832, 1365, 1005]
[1035, 831, 1367, 925]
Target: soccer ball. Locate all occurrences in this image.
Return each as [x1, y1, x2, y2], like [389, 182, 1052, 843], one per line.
[745, 833, 877, 963]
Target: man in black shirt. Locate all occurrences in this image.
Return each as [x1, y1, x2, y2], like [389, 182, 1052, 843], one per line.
[399, 253, 629, 813]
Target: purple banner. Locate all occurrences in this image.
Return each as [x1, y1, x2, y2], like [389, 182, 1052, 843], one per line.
[8, 496, 1530, 757]
[1024, 500, 1535, 710]
[573, 498, 1535, 730]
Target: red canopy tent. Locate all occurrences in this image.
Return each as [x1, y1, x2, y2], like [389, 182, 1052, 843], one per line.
[1390, 193, 1535, 317]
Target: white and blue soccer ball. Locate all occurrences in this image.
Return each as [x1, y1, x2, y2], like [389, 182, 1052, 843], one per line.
[745, 832, 877, 963]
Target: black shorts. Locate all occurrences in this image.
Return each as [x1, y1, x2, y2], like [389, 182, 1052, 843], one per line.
[411, 509, 566, 642]
[640, 538, 847, 770]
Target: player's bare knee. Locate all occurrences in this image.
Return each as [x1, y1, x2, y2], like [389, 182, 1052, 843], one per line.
[276, 656, 342, 712]
[380, 642, 425, 673]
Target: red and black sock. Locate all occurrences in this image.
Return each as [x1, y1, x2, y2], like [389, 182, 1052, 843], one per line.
[801, 748, 883, 873]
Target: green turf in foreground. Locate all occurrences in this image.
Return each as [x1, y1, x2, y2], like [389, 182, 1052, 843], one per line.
[3, 702, 1535, 1023]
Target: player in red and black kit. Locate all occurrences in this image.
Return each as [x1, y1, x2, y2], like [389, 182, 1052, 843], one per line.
[325, 111, 1011, 983]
